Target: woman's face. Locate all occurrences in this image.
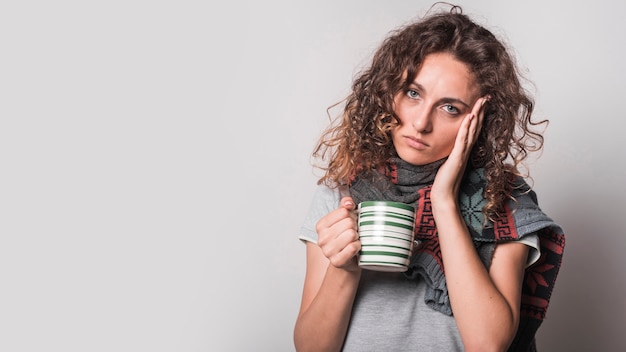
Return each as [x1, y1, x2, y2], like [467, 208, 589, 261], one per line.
[392, 52, 481, 166]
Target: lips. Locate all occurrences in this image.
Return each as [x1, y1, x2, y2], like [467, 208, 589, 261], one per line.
[405, 136, 429, 150]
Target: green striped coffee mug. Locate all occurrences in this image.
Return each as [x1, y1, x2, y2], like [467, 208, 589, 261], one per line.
[357, 200, 415, 272]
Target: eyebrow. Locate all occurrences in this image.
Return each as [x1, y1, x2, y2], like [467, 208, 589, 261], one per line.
[410, 82, 471, 108]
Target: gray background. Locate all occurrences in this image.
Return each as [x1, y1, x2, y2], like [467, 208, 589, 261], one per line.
[1, 0, 624, 351]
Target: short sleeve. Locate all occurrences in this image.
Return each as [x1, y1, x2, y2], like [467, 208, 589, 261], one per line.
[298, 185, 343, 244]
[518, 232, 541, 268]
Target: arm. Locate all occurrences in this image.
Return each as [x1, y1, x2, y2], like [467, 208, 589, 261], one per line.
[293, 197, 362, 352]
[433, 202, 527, 351]
[431, 97, 527, 351]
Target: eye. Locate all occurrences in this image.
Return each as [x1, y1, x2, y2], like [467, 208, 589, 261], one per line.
[406, 89, 420, 99]
[442, 104, 460, 114]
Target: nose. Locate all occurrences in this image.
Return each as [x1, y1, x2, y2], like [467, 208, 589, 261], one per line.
[411, 106, 433, 133]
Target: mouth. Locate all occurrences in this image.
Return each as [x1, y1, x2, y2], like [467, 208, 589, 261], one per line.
[405, 136, 429, 150]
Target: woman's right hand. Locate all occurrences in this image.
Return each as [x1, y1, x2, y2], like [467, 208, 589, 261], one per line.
[315, 196, 361, 271]
[295, 196, 363, 351]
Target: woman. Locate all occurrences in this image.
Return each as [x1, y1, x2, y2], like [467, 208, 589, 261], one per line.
[294, 5, 565, 352]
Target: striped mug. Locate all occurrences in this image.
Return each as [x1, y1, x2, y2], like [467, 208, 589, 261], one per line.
[357, 200, 415, 272]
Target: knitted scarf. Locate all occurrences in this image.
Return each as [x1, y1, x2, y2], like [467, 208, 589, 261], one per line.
[349, 157, 565, 352]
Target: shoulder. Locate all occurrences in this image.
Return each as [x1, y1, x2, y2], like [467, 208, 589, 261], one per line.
[311, 183, 344, 210]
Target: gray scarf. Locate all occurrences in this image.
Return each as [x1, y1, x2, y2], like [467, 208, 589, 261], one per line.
[349, 157, 545, 315]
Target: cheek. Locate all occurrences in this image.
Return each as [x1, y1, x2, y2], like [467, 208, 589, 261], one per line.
[393, 105, 410, 126]
[390, 110, 410, 136]
[439, 122, 463, 148]
[391, 125, 402, 145]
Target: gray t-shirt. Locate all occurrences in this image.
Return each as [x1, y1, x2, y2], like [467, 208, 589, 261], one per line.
[299, 184, 540, 351]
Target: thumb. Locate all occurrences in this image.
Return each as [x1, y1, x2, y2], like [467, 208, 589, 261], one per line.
[341, 196, 356, 210]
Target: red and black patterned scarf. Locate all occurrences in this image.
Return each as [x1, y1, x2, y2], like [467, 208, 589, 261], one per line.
[349, 157, 565, 352]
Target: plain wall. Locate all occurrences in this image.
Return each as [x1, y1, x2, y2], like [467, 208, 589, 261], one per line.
[1, 1, 624, 351]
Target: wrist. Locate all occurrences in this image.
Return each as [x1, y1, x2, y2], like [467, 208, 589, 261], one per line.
[327, 264, 362, 285]
[431, 197, 460, 218]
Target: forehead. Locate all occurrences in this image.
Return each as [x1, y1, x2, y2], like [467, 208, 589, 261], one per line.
[412, 52, 480, 100]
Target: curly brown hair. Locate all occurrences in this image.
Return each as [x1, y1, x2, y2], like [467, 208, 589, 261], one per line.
[312, 5, 547, 221]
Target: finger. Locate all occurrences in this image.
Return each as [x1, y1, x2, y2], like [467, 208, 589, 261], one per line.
[317, 209, 358, 244]
[317, 206, 354, 232]
[474, 96, 490, 131]
[468, 112, 479, 144]
[455, 112, 474, 153]
[329, 239, 361, 269]
[340, 196, 355, 210]
[321, 226, 360, 261]
[471, 96, 489, 116]
[465, 96, 489, 145]
[338, 239, 362, 260]
[477, 96, 489, 128]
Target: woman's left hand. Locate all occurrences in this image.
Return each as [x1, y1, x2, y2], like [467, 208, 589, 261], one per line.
[431, 96, 489, 203]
